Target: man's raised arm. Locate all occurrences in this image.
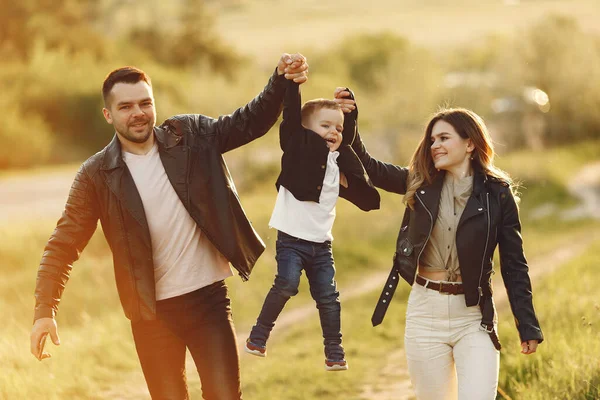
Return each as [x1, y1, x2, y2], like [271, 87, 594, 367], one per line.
[214, 53, 308, 153]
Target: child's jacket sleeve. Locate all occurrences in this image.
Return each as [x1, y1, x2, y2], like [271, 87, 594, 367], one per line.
[279, 80, 303, 150]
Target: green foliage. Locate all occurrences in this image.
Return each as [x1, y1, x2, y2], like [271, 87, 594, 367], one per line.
[1, 4, 599, 178]
[0, 98, 53, 168]
[0, 0, 245, 168]
[0, 0, 106, 62]
[313, 33, 412, 92]
[310, 32, 444, 163]
[125, 0, 241, 76]
[517, 15, 600, 145]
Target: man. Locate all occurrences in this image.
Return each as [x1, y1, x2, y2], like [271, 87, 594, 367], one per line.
[30, 53, 308, 399]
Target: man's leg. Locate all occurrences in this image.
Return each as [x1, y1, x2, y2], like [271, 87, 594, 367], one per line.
[131, 318, 189, 399]
[184, 281, 242, 400]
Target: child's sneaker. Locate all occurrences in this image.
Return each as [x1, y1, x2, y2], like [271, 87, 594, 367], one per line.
[325, 358, 348, 371]
[244, 338, 267, 357]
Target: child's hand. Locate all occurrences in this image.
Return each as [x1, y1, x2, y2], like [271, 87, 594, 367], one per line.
[333, 87, 356, 113]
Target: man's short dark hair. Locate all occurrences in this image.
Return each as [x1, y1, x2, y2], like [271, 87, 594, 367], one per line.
[102, 66, 152, 107]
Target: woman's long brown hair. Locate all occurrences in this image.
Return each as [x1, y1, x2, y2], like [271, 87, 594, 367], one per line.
[404, 108, 516, 209]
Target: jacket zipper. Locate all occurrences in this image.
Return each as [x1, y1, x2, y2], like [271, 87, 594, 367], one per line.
[476, 191, 491, 306]
[185, 139, 192, 208]
[415, 192, 434, 282]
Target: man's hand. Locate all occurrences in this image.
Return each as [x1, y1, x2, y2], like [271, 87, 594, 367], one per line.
[333, 87, 356, 114]
[277, 53, 309, 84]
[521, 340, 539, 355]
[30, 317, 60, 361]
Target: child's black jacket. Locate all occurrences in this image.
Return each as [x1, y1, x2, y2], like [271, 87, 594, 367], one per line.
[275, 81, 380, 211]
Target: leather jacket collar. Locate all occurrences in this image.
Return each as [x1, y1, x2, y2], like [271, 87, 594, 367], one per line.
[100, 125, 182, 171]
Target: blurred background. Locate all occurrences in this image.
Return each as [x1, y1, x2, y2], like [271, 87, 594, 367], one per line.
[1, 0, 599, 399]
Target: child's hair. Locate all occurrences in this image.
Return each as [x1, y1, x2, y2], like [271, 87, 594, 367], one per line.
[300, 99, 342, 125]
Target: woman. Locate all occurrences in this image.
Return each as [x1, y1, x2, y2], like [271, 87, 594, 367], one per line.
[334, 89, 543, 400]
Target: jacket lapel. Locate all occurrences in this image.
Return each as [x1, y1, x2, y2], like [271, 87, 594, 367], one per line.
[416, 172, 444, 222]
[155, 124, 189, 202]
[458, 169, 487, 229]
[101, 135, 151, 242]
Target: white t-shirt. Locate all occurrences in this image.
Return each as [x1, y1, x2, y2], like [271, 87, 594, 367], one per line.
[269, 151, 340, 243]
[123, 143, 232, 300]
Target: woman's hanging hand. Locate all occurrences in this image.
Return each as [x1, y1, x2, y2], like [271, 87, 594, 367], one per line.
[520, 340, 539, 355]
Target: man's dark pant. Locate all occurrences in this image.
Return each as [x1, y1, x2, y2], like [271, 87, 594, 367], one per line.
[131, 280, 241, 400]
[249, 230, 343, 359]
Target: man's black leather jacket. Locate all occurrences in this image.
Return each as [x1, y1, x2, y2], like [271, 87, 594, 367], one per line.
[34, 71, 287, 322]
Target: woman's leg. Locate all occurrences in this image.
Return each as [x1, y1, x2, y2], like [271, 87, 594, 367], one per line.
[450, 298, 499, 400]
[404, 284, 457, 400]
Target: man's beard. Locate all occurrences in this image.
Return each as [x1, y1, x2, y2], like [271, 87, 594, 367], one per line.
[118, 122, 154, 144]
[122, 129, 153, 143]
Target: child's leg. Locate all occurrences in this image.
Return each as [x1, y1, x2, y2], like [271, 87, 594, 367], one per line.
[249, 232, 309, 346]
[304, 241, 343, 361]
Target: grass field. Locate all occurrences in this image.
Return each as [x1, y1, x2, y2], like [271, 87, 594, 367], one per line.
[0, 139, 598, 398]
[497, 241, 600, 399]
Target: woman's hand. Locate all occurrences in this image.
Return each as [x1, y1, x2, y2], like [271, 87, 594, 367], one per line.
[521, 340, 539, 355]
[333, 87, 356, 113]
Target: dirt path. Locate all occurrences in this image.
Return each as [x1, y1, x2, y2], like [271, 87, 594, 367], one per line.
[0, 169, 76, 223]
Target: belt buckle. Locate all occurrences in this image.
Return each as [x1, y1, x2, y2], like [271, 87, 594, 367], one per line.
[438, 283, 451, 295]
[424, 281, 444, 294]
[480, 323, 494, 333]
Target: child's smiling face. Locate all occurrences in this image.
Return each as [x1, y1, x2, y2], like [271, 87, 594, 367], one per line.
[304, 108, 344, 152]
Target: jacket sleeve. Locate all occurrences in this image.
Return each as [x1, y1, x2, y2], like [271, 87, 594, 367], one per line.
[278, 80, 303, 150]
[498, 188, 544, 343]
[214, 68, 287, 153]
[351, 129, 410, 195]
[341, 88, 357, 147]
[34, 164, 99, 321]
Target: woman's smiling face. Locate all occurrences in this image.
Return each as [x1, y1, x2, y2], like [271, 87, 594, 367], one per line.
[430, 119, 474, 175]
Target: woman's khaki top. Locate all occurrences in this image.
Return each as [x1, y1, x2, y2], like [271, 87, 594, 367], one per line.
[420, 173, 474, 282]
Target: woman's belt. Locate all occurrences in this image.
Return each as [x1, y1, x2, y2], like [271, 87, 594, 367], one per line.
[415, 275, 464, 295]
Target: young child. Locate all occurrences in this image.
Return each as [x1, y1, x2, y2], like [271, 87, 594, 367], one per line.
[245, 80, 380, 371]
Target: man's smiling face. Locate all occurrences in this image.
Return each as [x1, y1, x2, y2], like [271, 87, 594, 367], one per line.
[102, 81, 156, 145]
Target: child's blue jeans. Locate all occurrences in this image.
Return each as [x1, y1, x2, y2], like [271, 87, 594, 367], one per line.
[249, 230, 344, 359]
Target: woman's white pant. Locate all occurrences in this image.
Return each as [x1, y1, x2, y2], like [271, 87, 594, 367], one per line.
[404, 282, 499, 400]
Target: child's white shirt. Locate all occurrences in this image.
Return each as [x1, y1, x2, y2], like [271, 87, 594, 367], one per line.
[269, 151, 340, 243]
